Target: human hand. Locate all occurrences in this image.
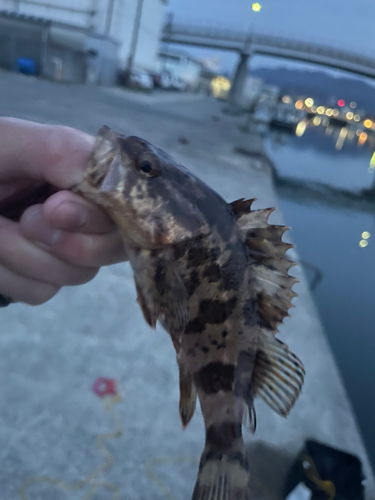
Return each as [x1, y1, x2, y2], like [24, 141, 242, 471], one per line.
[0, 118, 127, 306]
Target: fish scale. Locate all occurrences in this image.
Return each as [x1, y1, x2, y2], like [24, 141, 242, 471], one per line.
[74, 127, 305, 500]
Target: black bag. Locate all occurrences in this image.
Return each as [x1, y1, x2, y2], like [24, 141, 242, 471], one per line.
[284, 439, 365, 500]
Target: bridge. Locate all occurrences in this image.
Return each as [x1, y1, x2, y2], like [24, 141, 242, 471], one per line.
[161, 23, 375, 106]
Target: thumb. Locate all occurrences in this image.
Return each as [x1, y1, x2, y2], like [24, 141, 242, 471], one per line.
[0, 117, 94, 188]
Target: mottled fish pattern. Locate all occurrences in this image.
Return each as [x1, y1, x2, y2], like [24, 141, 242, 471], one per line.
[74, 127, 305, 500]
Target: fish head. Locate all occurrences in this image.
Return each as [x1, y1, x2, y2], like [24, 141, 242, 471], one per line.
[81, 127, 213, 248]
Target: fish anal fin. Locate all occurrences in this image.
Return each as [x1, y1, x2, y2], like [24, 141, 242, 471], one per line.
[243, 402, 257, 434]
[179, 360, 197, 428]
[252, 335, 304, 417]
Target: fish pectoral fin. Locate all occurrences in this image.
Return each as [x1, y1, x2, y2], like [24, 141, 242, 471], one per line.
[135, 280, 159, 328]
[179, 361, 197, 428]
[156, 265, 190, 338]
[252, 334, 305, 417]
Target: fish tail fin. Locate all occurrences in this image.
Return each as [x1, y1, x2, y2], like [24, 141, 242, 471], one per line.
[192, 443, 250, 500]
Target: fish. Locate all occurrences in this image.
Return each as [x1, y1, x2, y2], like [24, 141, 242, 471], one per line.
[74, 126, 305, 500]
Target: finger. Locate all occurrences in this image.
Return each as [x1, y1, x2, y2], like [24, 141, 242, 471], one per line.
[0, 117, 94, 188]
[20, 205, 127, 267]
[50, 230, 127, 267]
[0, 264, 60, 306]
[0, 216, 98, 286]
[43, 190, 116, 233]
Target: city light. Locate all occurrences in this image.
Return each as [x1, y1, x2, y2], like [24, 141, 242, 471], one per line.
[337, 99, 345, 107]
[325, 108, 333, 117]
[346, 112, 354, 120]
[295, 100, 304, 109]
[282, 95, 292, 104]
[317, 106, 325, 114]
[354, 114, 361, 122]
[313, 116, 321, 126]
[362, 231, 371, 239]
[335, 127, 348, 150]
[370, 151, 375, 167]
[364, 119, 373, 129]
[311, 106, 317, 113]
[358, 131, 368, 146]
[332, 109, 339, 117]
[304, 97, 314, 108]
[210, 76, 231, 98]
[295, 120, 307, 137]
[350, 101, 357, 109]
[359, 240, 369, 248]
[252, 3, 262, 11]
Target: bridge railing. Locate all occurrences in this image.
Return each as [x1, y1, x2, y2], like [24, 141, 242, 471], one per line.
[162, 23, 375, 69]
[162, 23, 249, 42]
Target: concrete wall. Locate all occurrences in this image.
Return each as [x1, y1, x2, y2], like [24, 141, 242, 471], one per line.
[109, 0, 167, 71]
[43, 42, 86, 83]
[133, 0, 166, 71]
[0, 11, 120, 84]
[86, 34, 119, 85]
[0, 0, 167, 72]
[0, 0, 95, 27]
[0, 14, 45, 71]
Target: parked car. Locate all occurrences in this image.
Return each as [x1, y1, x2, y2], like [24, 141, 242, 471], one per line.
[129, 69, 154, 90]
[160, 72, 172, 89]
[149, 72, 161, 87]
[149, 71, 173, 90]
[170, 75, 186, 91]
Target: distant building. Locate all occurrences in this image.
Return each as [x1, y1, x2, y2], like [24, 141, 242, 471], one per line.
[242, 77, 263, 108]
[0, 0, 167, 83]
[157, 49, 203, 91]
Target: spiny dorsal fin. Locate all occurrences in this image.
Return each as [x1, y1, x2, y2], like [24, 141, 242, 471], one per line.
[231, 198, 298, 332]
[230, 197, 257, 216]
[252, 334, 305, 417]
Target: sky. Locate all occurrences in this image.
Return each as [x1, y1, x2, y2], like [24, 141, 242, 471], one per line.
[165, 0, 375, 73]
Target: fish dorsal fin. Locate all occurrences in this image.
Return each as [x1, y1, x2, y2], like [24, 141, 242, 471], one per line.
[252, 334, 305, 417]
[230, 198, 298, 332]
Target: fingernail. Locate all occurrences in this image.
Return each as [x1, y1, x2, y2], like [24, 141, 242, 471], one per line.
[53, 201, 87, 229]
[22, 205, 63, 246]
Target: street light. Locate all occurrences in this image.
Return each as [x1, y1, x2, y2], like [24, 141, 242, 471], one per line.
[249, 3, 262, 34]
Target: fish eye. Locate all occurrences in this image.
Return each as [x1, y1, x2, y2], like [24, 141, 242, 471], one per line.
[140, 161, 152, 174]
[136, 156, 161, 178]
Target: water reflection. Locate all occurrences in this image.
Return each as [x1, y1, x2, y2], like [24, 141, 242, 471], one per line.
[260, 119, 375, 468]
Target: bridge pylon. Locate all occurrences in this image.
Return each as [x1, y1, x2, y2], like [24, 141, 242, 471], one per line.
[227, 51, 251, 111]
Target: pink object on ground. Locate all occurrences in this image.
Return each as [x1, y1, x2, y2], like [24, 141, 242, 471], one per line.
[92, 377, 117, 397]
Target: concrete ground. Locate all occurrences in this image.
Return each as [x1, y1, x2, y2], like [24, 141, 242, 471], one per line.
[0, 70, 374, 500]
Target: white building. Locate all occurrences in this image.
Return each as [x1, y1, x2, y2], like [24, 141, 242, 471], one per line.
[157, 49, 202, 91]
[0, 0, 167, 72]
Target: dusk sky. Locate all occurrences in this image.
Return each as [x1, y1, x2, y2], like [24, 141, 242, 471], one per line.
[166, 0, 375, 73]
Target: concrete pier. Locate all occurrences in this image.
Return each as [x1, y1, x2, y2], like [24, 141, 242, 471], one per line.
[0, 70, 373, 499]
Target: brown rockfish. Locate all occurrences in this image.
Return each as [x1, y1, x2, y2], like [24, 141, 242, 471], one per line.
[75, 127, 304, 500]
